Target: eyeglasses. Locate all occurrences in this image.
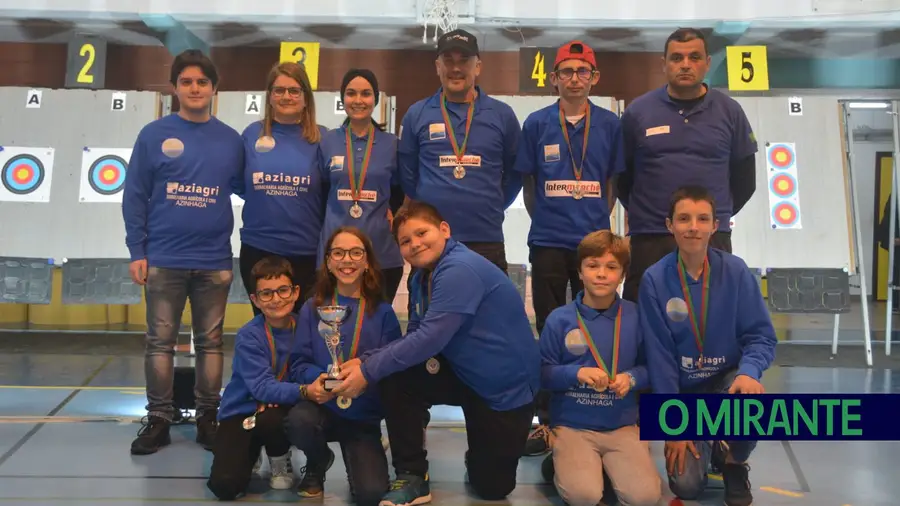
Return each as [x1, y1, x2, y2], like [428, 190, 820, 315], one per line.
[255, 285, 296, 302]
[329, 247, 366, 262]
[271, 86, 303, 98]
[556, 68, 596, 81]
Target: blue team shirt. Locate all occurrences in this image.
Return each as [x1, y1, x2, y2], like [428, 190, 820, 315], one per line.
[398, 87, 523, 243]
[318, 126, 404, 269]
[621, 85, 757, 234]
[361, 239, 541, 411]
[238, 121, 328, 257]
[638, 247, 777, 394]
[122, 114, 243, 271]
[514, 100, 626, 250]
[540, 292, 649, 431]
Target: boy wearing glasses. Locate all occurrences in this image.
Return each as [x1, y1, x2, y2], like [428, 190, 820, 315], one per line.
[513, 40, 626, 457]
[207, 256, 306, 500]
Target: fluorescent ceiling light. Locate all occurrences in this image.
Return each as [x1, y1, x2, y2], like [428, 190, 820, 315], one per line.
[848, 102, 890, 109]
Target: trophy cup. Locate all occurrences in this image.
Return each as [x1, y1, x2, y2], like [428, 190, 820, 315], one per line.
[317, 305, 352, 409]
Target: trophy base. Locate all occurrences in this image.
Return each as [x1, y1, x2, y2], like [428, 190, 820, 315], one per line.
[323, 378, 343, 391]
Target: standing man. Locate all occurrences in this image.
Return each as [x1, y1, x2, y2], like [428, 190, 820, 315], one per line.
[514, 40, 625, 457]
[617, 28, 758, 302]
[397, 28, 522, 273]
[123, 49, 244, 455]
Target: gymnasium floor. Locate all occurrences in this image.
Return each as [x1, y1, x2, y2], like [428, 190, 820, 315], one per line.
[0, 302, 898, 505]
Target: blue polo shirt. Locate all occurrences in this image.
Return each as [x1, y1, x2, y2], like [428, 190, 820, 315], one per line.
[514, 100, 625, 250]
[318, 125, 404, 270]
[398, 87, 523, 243]
[621, 85, 757, 235]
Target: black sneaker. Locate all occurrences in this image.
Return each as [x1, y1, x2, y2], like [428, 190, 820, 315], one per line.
[523, 425, 550, 456]
[723, 462, 753, 506]
[297, 447, 335, 498]
[195, 411, 217, 451]
[130, 416, 171, 455]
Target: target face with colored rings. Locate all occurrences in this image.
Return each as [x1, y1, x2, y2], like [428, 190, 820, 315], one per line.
[1, 154, 45, 195]
[769, 172, 797, 198]
[772, 201, 800, 227]
[768, 144, 795, 169]
[88, 155, 127, 195]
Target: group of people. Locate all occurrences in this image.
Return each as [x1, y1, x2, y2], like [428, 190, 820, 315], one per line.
[121, 24, 776, 506]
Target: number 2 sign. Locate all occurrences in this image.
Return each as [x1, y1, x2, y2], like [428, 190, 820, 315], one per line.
[726, 46, 769, 91]
[65, 35, 107, 89]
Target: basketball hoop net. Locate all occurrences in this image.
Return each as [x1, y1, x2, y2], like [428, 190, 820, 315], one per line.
[421, 0, 459, 43]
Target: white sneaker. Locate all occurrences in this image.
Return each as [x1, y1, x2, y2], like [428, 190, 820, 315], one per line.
[268, 451, 294, 490]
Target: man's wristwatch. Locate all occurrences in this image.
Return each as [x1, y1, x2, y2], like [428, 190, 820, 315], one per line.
[625, 372, 636, 389]
[299, 384, 308, 400]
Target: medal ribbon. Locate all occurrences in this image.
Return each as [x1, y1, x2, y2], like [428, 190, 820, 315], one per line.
[332, 291, 365, 364]
[558, 102, 591, 183]
[416, 271, 433, 319]
[263, 316, 296, 382]
[439, 94, 475, 168]
[575, 304, 621, 379]
[676, 255, 710, 356]
[345, 124, 375, 203]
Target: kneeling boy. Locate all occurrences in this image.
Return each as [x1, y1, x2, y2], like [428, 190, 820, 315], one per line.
[539, 230, 661, 506]
[639, 185, 776, 506]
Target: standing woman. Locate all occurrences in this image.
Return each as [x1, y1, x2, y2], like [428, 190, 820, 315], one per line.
[319, 69, 406, 302]
[239, 61, 328, 313]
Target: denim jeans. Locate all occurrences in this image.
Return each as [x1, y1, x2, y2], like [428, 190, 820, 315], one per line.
[284, 402, 389, 506]
[668, 369, 758, 500]
[143, 266, 233, 421]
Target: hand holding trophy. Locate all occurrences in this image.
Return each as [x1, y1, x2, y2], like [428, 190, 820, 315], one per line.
[317, 304, 353, 409]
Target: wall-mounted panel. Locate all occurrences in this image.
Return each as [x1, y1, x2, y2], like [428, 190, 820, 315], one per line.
[0, 257, 52, 304]
[766, 268, 851, 313]
[60, 259, 140, 305]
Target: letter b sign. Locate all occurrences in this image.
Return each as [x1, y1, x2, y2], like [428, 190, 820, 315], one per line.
[788, 97, 803, 116]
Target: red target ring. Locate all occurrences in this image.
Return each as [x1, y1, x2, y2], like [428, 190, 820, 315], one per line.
[769, 173, 797, 198]
[768, 144, 795, 169]
[772, 201, 800, 227]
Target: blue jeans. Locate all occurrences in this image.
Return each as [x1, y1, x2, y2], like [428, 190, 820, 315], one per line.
[143, 266, 232, 421]
[668, 369, 758, 500]
[284, 402, 389, 506]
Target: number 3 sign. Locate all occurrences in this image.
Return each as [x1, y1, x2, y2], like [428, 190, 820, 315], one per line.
[726, 46, 769, 91]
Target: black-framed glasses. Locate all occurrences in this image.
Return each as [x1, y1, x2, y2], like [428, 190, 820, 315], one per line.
[556, 68, 596, 81]
[271, 86, 303, 98]
[329, 247, 366, 262]
[255, 284, 296, 302]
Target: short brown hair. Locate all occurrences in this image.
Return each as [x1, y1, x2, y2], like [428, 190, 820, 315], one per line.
[577, 230, 631, 274]
[249, 256, 294, 293]
[668, 185, 717, 221]
[313, 226, 383, 315]
[261, 62, 320, 145]
[391, 200, 445, 241]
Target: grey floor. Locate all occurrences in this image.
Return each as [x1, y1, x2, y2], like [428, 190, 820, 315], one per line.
[1, 302, 899, 506]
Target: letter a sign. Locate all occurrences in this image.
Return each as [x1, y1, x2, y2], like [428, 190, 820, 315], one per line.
[245, 94, 262, 115]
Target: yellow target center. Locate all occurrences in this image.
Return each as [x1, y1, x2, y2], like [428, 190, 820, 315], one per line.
[777, 180, 789, 191]
[779, 209, 792, 219]
[775, 152, 788, 163]
[15, 168, 29, 180]
[102, 168, 115, 181]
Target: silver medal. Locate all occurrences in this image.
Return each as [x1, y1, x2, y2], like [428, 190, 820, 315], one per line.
[573, 183, 584, 200]
[426, 357, 440, 374]
[242, 415, 256, 431]
[453, 165, 466, 179]
[349, 203, 363, 219]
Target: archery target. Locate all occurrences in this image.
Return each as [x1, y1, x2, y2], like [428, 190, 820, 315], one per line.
[772, 201, 800, 227]
[767, 143, 795, 169]
[2, 154, 44, 195]
[79, 148, 133, 203]
[765, 142, 802, 230]
[0, 147, 55, 202]
[769, 172, 797, 198]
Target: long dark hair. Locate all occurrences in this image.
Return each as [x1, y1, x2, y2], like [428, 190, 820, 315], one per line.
[313, 227, 383, 316]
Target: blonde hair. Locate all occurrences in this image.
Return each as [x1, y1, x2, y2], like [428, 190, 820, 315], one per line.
[260, 62, 320, 144]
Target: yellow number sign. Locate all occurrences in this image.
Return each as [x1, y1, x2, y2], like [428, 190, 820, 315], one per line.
[726, 46, 769, 91]
[279, 42, 321, 90]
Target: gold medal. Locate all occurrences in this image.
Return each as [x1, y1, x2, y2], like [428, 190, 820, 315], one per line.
[337, 396, 352, 409]
[426, 357, 440, 374]
[573, 183, 584, 200]
[697, 355, 704, 369]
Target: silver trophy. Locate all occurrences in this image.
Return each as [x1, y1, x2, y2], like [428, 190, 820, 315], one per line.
[317, 305, 349, 392]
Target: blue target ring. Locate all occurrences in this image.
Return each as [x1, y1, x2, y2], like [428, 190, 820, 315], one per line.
[1, 154, 44, 195]
[88, 155, 127, 195]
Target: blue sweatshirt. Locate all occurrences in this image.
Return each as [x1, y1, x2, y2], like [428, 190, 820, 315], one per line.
[122, 114, 243, 270]
[360, 239, 541, 411]
[290, 295, 402, 423]
[540, 292, 649, 431]
[398, 87, 523, 243]
[514, 100, 625, 250]
[318, 126, 404, 269]
[638, 247, 777, 394]
[239, 121, 328, 257]
[219, 313, 303, 421]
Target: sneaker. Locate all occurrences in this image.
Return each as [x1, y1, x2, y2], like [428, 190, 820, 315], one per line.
[296, 447, 335, 498]
[130, 416, 171, 455]
[709, 440, 726, 475]
[251, 454, 263, 477]
[379, 473, 432, 506]
[523, 425, 550, 456]
[195, 411, 217, 451]
[722, 462, 753, 506]
[268, 450, 294, 490]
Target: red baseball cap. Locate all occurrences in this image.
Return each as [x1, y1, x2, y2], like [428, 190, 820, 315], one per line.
[555, 40, 597, 69]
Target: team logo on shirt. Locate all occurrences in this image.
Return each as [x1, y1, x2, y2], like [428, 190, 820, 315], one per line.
[681, 355, 725, 380]
[666, 297, 689, 322]
[438, 155, 481, 167]
[429, 123, 446, 140]
[544, 180, 601, 198]
[337, 189, 377, 202]
[165, 181, 220, 208]
[564, 328, 587, 355]
[252, 172, 309, 197]
[329, 156, 344, 171]
[645, 126, 670, 137]
[544, 144, 561, 162]
[161, 138, 184, 158]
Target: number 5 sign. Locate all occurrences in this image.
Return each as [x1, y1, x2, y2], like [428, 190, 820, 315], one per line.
[725, 46, 769, 91]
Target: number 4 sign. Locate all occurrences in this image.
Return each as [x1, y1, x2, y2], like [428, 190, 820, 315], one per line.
[725, 46, 769, 92]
